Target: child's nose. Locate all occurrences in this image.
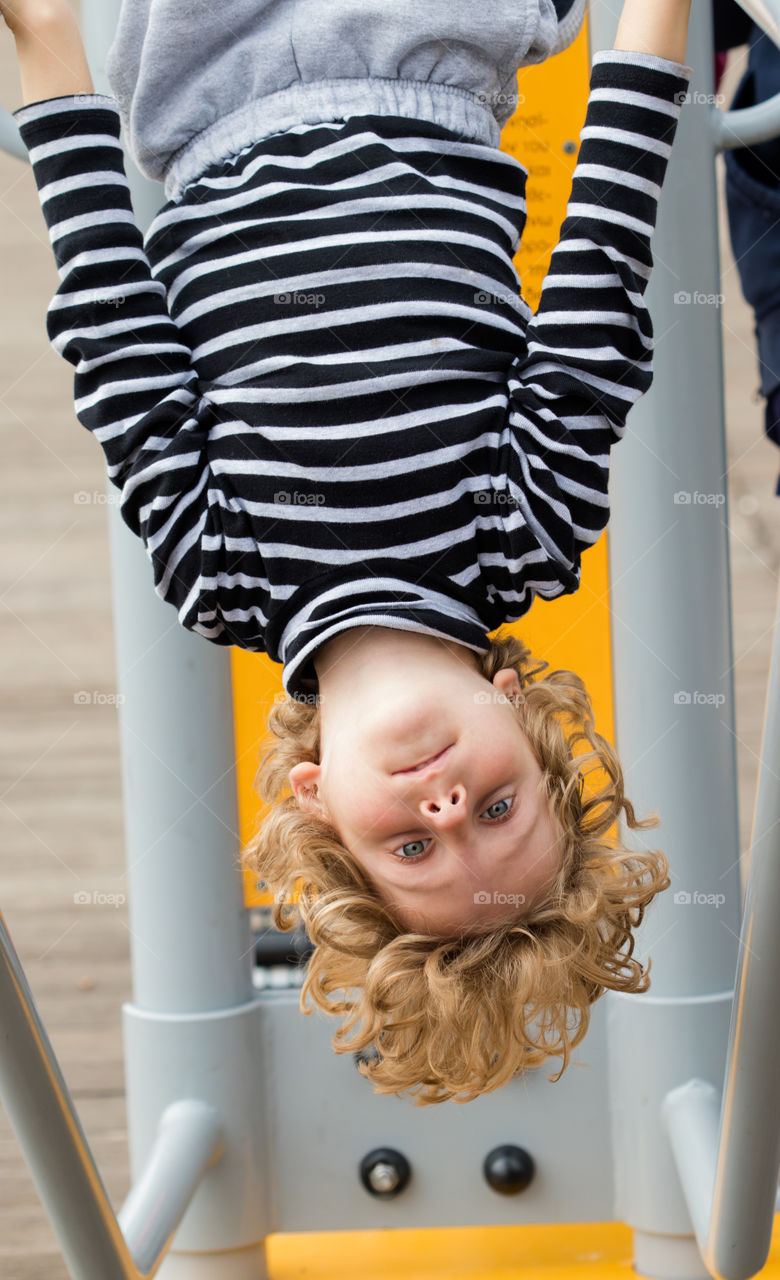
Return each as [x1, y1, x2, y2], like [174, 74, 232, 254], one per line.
[419, 782, 467, 822]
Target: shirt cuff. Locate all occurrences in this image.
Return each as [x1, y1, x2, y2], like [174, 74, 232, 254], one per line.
[592, 48, 694, 81]
[13, 94, 118, 129]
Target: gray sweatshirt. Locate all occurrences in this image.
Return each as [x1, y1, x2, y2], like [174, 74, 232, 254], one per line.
[106, 0, 587, 192]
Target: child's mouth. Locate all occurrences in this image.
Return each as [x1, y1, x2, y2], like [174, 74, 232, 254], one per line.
[393, 744, 454, 775]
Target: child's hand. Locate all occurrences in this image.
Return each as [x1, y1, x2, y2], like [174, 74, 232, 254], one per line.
[0, 1, 72, 40]
[1, 0, 94, 103]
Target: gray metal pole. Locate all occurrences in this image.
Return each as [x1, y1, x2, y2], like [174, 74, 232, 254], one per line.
[0, 104, 27, 161]
[0, 900, 228, 1277]
[589, 0, 745, 1274]
[711, 0, 780, 150]
[118, 1101, 225, 1276]
[596, 0, 741, 1001]
[80, 5, 270, 1275]
[0, 910, 139, 1280]
[78, 0, 253, 1017]
[662, 580, 780, 1280]
[706, 576, 780, 1276]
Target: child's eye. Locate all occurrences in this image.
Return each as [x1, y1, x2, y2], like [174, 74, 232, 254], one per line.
[397, 839, 428, 861]
[484, 797, 512, 819]
[391, 796, 515, 862]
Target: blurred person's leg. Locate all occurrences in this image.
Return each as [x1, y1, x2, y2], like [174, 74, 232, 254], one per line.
[716, 0, 780, 493]
[713, 0, 753, 52]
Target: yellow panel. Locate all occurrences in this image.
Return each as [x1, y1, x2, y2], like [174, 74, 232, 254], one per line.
[264, 1217, 780, 1279]
[235, 15, 614, 908]
[504, 11, 614, 750]
[232, 645, 285, 907]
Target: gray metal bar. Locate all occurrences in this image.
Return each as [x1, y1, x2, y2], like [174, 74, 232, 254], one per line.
[0, 104, 27, 161]
[81, 4, 270, 1272]
[663, 582, 780, 1280]
[0, 907, 138, 1279]
[0, 909, 225, 1279]
[662, 1080, 722, 1258]
[118, 1101, 224, 1276]
[714, 92, 780, 153]
[712, 0, 780, 150]
[595, 0, 741, 1009]
[81, 0, 254, 1022]
[591, 0, 743, 1274]
[708, 588, 780, 1274]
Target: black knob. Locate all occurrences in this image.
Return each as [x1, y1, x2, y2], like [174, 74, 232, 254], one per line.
[359, 1147, 411, 1198]
[353, 1044, 382, 1071]
[252, 927, 314, 967]
[483, 1145, 535, 1195]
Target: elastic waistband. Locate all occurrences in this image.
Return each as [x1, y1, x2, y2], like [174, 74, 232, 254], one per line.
[164, 77, 502, 201]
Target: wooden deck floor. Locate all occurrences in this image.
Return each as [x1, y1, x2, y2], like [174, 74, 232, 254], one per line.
[1, 36, 779, 1280]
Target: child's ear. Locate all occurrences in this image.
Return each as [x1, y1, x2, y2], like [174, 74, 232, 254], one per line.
[491, 667, 523, 703]
[289, 761, 326, 817]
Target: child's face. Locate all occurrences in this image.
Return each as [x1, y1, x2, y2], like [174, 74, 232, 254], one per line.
[289, 634, 565, 937]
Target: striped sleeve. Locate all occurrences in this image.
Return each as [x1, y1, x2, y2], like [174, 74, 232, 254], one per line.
[13, 96, 222, 639]
[503, 50, 692, 577]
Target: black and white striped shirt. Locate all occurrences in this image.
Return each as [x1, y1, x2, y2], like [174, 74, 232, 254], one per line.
[14, 50, 691, 698]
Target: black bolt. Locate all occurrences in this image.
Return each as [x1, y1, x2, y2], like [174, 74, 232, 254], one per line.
[359, 1147, 411, 1198]
[483, 1145, 536, 1195]
[353, 1044, 382, 1071]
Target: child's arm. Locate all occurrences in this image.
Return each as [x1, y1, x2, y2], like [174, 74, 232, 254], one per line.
[503, 41, 693, 595]
[1, 0, 94, 103]
[3, 3, 228, 644]
[613, 0, 693, 65]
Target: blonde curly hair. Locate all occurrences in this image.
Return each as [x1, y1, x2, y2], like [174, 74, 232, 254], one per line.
[241, 629, 669, 1105]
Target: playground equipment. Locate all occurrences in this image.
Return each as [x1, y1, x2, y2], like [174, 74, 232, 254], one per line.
[0, 0, 779, 1276]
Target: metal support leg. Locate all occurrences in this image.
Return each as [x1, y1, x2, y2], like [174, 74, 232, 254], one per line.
[118, 1101, 225, 1276]
[0, 911, 224, 1279]
[0, 909, 139, 1279]
[589, 0, 744, 1275]
[0, 105, 27, 162]
[663, 578, 780, 1280]
[82, 4, 272, 1275]
[0, 4, 270, 1275]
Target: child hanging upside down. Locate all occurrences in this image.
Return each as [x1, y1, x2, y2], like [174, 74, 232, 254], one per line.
[2, 0, 694, 1103]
